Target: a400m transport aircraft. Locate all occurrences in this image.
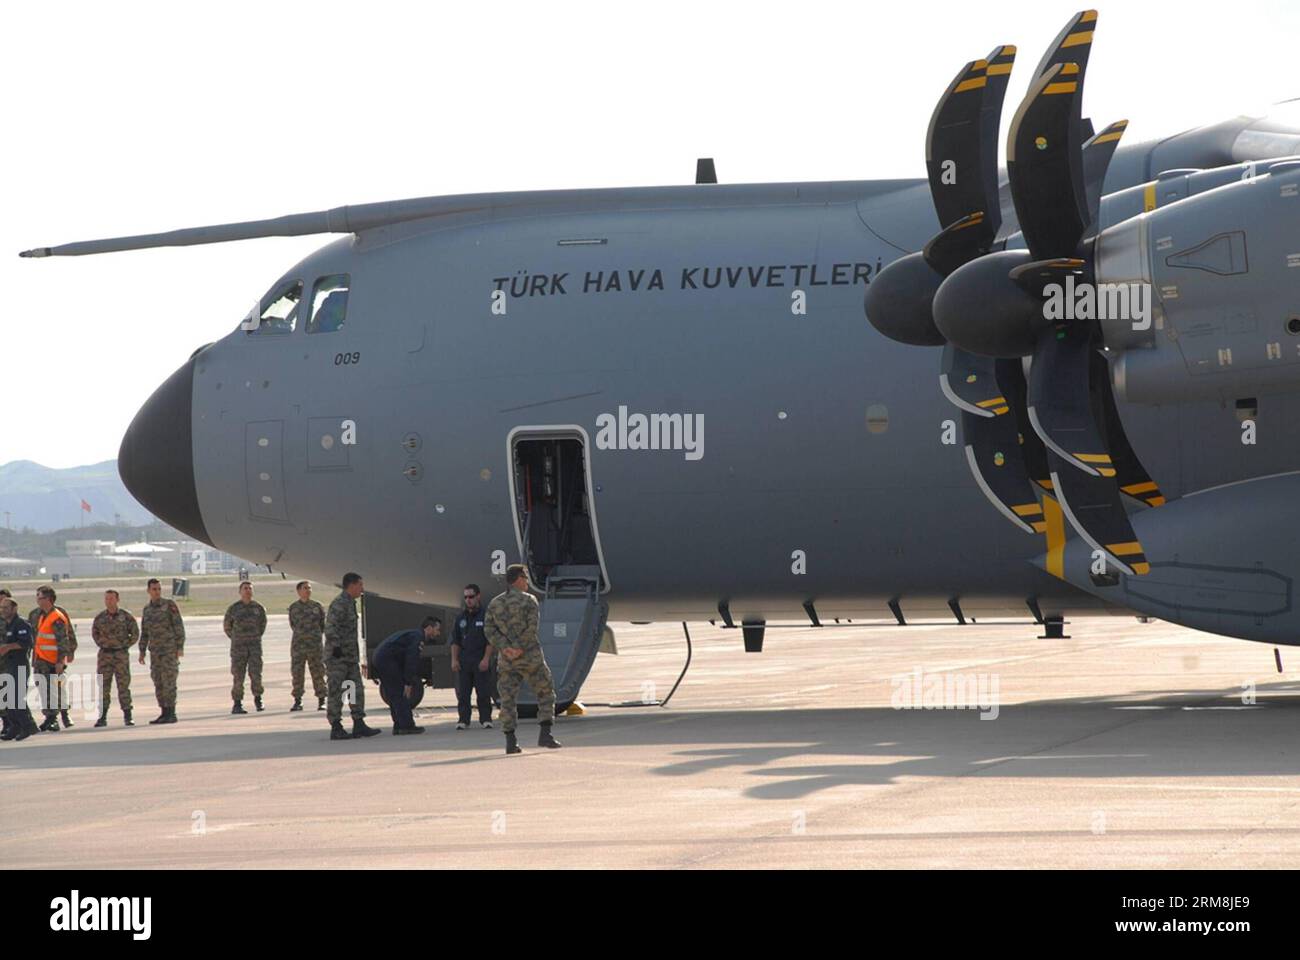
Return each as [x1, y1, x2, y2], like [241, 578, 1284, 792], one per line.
[21, 10, 1300, 708]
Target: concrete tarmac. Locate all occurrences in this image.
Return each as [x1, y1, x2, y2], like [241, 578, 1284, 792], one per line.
[1, 614, 1298, 869]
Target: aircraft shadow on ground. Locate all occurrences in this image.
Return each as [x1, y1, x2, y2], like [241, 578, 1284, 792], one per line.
[3, 687, 1297, 800]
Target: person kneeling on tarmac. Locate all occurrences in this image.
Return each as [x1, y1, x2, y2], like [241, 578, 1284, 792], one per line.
[373, 618, 440, 735]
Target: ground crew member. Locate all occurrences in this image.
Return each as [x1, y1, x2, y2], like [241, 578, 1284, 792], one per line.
[287, 581, 327, 712]
[31, 586, 74, 733]
[91, 589, 138, 727]
[373, 618, 440, 735]
[450, 583, 493, 729]
[224, 581, 267, 714]
[324, 572, 380, 741]
[138, 577, 184, 724]
[0, 596, 37, 741]
[0, 588, 15, 739]
[484, 564, 560, 755]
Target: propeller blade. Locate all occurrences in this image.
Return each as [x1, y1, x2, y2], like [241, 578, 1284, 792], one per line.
[941, 347, 1055, 536]
[1031, 9, 1097, 80]
[957, 358, 1050, 535]
[924, 212, 991, 277]
[1005, 357, 1052, 491]
[977, 45, 1017, 237]
[923, 45, 1016, 267]
[1007, 60, 1090, 259]
[1090, 350, 1166, 508]
[925, 58, 998, 231]
[940, 342, 1009, 417]
[1048, 457, 1151, 576]
[1026, 321, 1115, 477]
[962, 411, 1046, 535]
[1009, 256, 1086, 298]
[1081, 120, 1128, 236]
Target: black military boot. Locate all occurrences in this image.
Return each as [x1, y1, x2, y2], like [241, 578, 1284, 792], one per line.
[317, 696, 326, 711]
[94, 707, 109, 728]
[60, 710, 74, 729]
[15, 717, 36, 741]
[290, 697, 303, 712]
[231, 701, 247, 715]
[351, 717, 381, 738]
[39, 713, 59, 732]
[0, 723, 14, 741]
[538, 721, 562, 749]
[123, 709, 135, 727]
[330, 720, 351, 741]
[254, 696, 264, 712]
[505, 731, 522, 755]
[149, 708, 168, 724]
[160, 707, 178, 724]
[394, 725, 425, 735]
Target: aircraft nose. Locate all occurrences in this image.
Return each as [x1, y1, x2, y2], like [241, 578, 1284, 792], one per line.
[118, 355, 212, 544]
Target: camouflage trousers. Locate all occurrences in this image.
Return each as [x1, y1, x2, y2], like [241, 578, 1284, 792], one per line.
[497, 654, 555, 733]
[290, 636, 327, 699]
[229, 637, 264, 701]
[148, 645, 180, 708]
[325, 657, 365, 723]
[32, 658, 69, 715]
[97, 648, 132, 711]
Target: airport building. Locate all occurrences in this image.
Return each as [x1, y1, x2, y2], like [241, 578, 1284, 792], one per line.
[39, 539, 256, 579]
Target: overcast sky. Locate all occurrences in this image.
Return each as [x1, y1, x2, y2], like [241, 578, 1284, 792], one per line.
[5, 0, 1299, 469]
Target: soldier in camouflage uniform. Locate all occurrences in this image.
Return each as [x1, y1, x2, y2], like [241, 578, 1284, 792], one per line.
[324, 572, 380, 741]
[223, 581, 268, 714]
[138, 577, 184, 724]
[287, 580, 327, 712]
[91, 588, 139, 727]
[484, 564, 561, 754]
[31, 586, 76, 732]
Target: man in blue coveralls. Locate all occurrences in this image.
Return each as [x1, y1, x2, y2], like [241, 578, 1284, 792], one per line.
[450, 583, 494, 729]
[372, 617, 440, 735]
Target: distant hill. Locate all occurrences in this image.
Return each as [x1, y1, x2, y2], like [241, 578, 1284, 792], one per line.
[0, 460, 153, 533]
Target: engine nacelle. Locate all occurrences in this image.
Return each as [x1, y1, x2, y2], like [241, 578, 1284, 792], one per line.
[1043, 471, 1300, 645]
[1096, 162, 1300, 404]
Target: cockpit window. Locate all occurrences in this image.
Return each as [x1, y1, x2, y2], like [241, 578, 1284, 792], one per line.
[308, 274, 350, 333]
[244, 279, 302, 335]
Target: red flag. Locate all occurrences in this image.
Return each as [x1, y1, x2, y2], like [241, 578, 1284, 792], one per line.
[80, 499, 91, 513]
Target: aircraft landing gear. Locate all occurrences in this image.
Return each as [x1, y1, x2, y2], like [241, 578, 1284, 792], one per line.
[1038, 616, 1070, 640]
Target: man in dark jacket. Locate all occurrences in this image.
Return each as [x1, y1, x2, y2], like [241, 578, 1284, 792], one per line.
[450, 584, 494, 729]
[0, 596, 37, 741]
[373, 618, 439, 734]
